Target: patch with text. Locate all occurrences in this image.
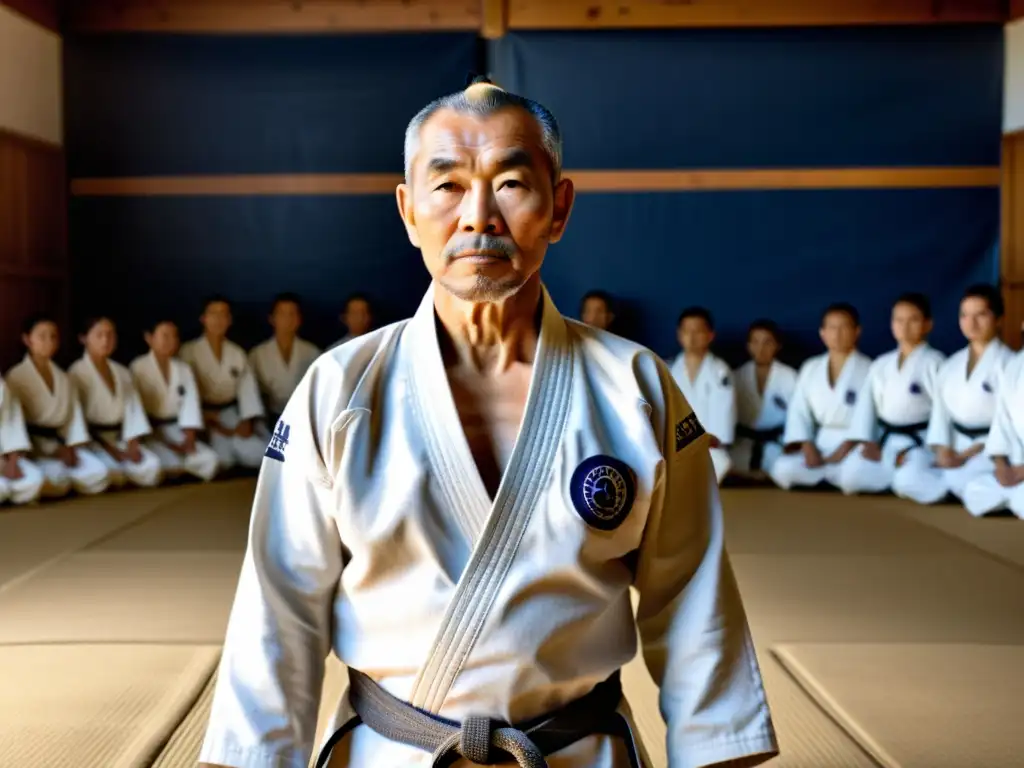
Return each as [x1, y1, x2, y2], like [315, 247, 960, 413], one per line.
[675, 412, 705, 452]
[265, 420, 290, 462]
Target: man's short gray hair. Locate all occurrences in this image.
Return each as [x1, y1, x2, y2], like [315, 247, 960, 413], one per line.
[403, 77, 563, 184]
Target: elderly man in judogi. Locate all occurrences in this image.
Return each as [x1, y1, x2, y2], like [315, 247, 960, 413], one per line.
[199, 78, 778, 768]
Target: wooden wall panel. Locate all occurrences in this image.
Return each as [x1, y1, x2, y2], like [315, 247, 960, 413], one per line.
[0, 128, 68, 370]
[1013, 0, 1024, 21]
[507, 0, 1006, 30]
[67, 0, 480, 33]
[0, 0, 60, 32]
[1001, 132, 1024, 350]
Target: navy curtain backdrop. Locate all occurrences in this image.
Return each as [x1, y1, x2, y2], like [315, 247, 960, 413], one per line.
[64, 25, 1002, 364]
[65, 33, 481, 360]
[489, 25, 1003, 364]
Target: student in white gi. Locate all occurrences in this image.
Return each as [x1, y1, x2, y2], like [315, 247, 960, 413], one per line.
[331, 292, 374, 348]
[5, 314, 111, 498]
[769, 302, 872, 491]
[0, 375, 45, 505]
[839, 293, 946, 497]
[579, 289, 616, 332]
[180, 296, 267, 471]
[901, 284, 1016, 505]
[69, 316, 162, 489]
[730, 319, 798, 480]
[248, 292, 321, 424]
[963, 347, 1024, 518]
[130, 319, 220, 482]
[668, 307, 736, 484]
[199, 77, 777, 768]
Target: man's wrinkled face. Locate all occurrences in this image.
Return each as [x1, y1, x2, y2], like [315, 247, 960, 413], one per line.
[396, 104, 574, 303]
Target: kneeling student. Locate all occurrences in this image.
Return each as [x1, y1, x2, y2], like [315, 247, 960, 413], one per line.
[0, 376, 44, 505]
[668, 307, 736, 483]
[769, 303, 872, 491]
[69, 316, 163, 489]
[839, 293, 945, 496]
[131, 319, 220, 482]
[730, 320, 798, 479]
[963, 349, 1024, 518]
[902, 284, 1015, 504]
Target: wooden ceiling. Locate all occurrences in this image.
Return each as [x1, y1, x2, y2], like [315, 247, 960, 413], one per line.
[24, 0, 1013, 37]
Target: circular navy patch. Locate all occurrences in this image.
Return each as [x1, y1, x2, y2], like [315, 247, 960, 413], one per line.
[569, 455, 636, 531]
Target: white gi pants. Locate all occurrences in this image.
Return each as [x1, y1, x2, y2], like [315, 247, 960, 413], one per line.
[145, 424, 220, 482]
[768, 426, 855, 490]
[893, 434, 992, 505]
[710, 447, 732, 485]
[729, 433, 784, 477]
[207, 405, 267, 470]
[835, 432, 931, 496]
[90, 429, 163, 489]
[29, 436, 111, 497]
[962, 475, 1024, 518]
[0, 457, 45, 505]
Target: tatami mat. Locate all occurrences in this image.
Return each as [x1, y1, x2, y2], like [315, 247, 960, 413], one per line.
[0, 485, 198, 592]
[732, 553, 1024, 644]
[773, 643, 1024, 768]
[0, 551, 243, 644]
[0, 643, 219, 768]
[896, 504, 1024, 569]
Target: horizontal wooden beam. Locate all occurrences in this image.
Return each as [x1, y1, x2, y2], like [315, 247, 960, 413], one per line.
[66, 0, 480, 34]
[0, 262, 68, 280]
[69, 167, 1001, 197]
[1012, 0, 1024, 21]
[507, 0, 1007, 30]
[0, 0, 61, 33]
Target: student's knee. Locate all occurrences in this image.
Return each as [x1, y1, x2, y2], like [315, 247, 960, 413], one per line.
[962, 474, 1007, 517]
[125, 450, 163, 488]
[768, 454, 802, 489]
[187, 444, 220, 482]
[234, 437, 266, 469]
[73, 451, 113, 495]
[1009, 485, 1024, 519]
[10, 461, 45, 505]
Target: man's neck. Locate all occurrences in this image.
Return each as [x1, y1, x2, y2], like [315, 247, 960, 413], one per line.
[898, 341, 922, 359]
[204, 333, 225, 348]
[275, 333, 296, 349]
[88, 352, 109, 369]
[828, 349, 853, 366]
[969, 337, 994, 357]
[434, 277, 542, 374]
[684, 350, 708, 364]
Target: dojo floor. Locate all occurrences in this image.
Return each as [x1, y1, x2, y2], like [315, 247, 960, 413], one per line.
[3, 482, 1024, 768]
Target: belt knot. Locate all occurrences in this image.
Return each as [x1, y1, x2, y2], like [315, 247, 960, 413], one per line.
[431, 714, 547, 767]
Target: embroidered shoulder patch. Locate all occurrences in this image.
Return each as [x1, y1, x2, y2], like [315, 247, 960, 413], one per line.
[265, 420, 291, 462]
[772, 394, 787, 410]
[675, 412, 705, 452]
[569, 455, 636, 531]
[721, 374, 731, 387]
[982, 381, 993, 394]
[909, 382, 922, 395]
[844, 389, 857, 405]
[177, 384, 186, 396]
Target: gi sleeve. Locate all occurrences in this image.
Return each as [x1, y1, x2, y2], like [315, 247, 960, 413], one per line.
[706, 364, 737, 445]
[120, 373, 153, 442]
[781, 363, 815, 446]
[845, 363, 880, 443]
[236, 357, 267, 422]
[0, 381, 32, 455]
[200, 364, 345, 768]
[925, 363, 953, 449]
[177, 364, 206, 431]
[64, 391, 91, 447]
[634, 357, 779, 768]
[983, 358, 1020, 460]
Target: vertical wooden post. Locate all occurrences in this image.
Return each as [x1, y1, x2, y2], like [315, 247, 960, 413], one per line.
[1001, 133, 1024, 349]
[480, 0, 507, 39]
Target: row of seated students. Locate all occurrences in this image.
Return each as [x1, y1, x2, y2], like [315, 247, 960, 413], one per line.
[0, 292, 373, 505]
[1, 284, 1021, 520]
[646, 284, 1022, 520]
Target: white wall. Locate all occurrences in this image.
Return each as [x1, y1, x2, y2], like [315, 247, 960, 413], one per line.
[0, 3, 62, 145]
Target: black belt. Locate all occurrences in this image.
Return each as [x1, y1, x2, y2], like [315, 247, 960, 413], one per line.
[149, 416, 178, 427]
[202, 399, 237, 412]
[952, 421, 989, 441]
[877, 419, 929, 449]
[315, 670, 638, 768]
[26, 424, 64, 444]
[736, 424, 784, 471]
[87, 421, 122, 441]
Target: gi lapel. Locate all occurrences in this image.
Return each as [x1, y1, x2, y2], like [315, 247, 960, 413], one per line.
[404, 282, 574, 713]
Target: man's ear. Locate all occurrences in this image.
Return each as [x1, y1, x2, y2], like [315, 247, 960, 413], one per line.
[546, 177, 575, 244]
[396, 183, 421, 248]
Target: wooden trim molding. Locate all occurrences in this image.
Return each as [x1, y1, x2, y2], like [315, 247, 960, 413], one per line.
[0, 0, 61, 33]
[69, 167, 1001, 197]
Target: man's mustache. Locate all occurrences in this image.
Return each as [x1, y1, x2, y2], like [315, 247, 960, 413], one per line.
[442, 235, 515, 263]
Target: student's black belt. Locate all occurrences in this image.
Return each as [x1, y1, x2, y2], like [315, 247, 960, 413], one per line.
[952, 421, 989, 441]
[876, 419, 929, 449]
[149, 416, 179, 427]
[201, 399, 237, 412]
[26, 424, 63, 443]
[314, 669, 639, 768]
[87, 421, 122, 441]
[736, 424, 784, 471]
